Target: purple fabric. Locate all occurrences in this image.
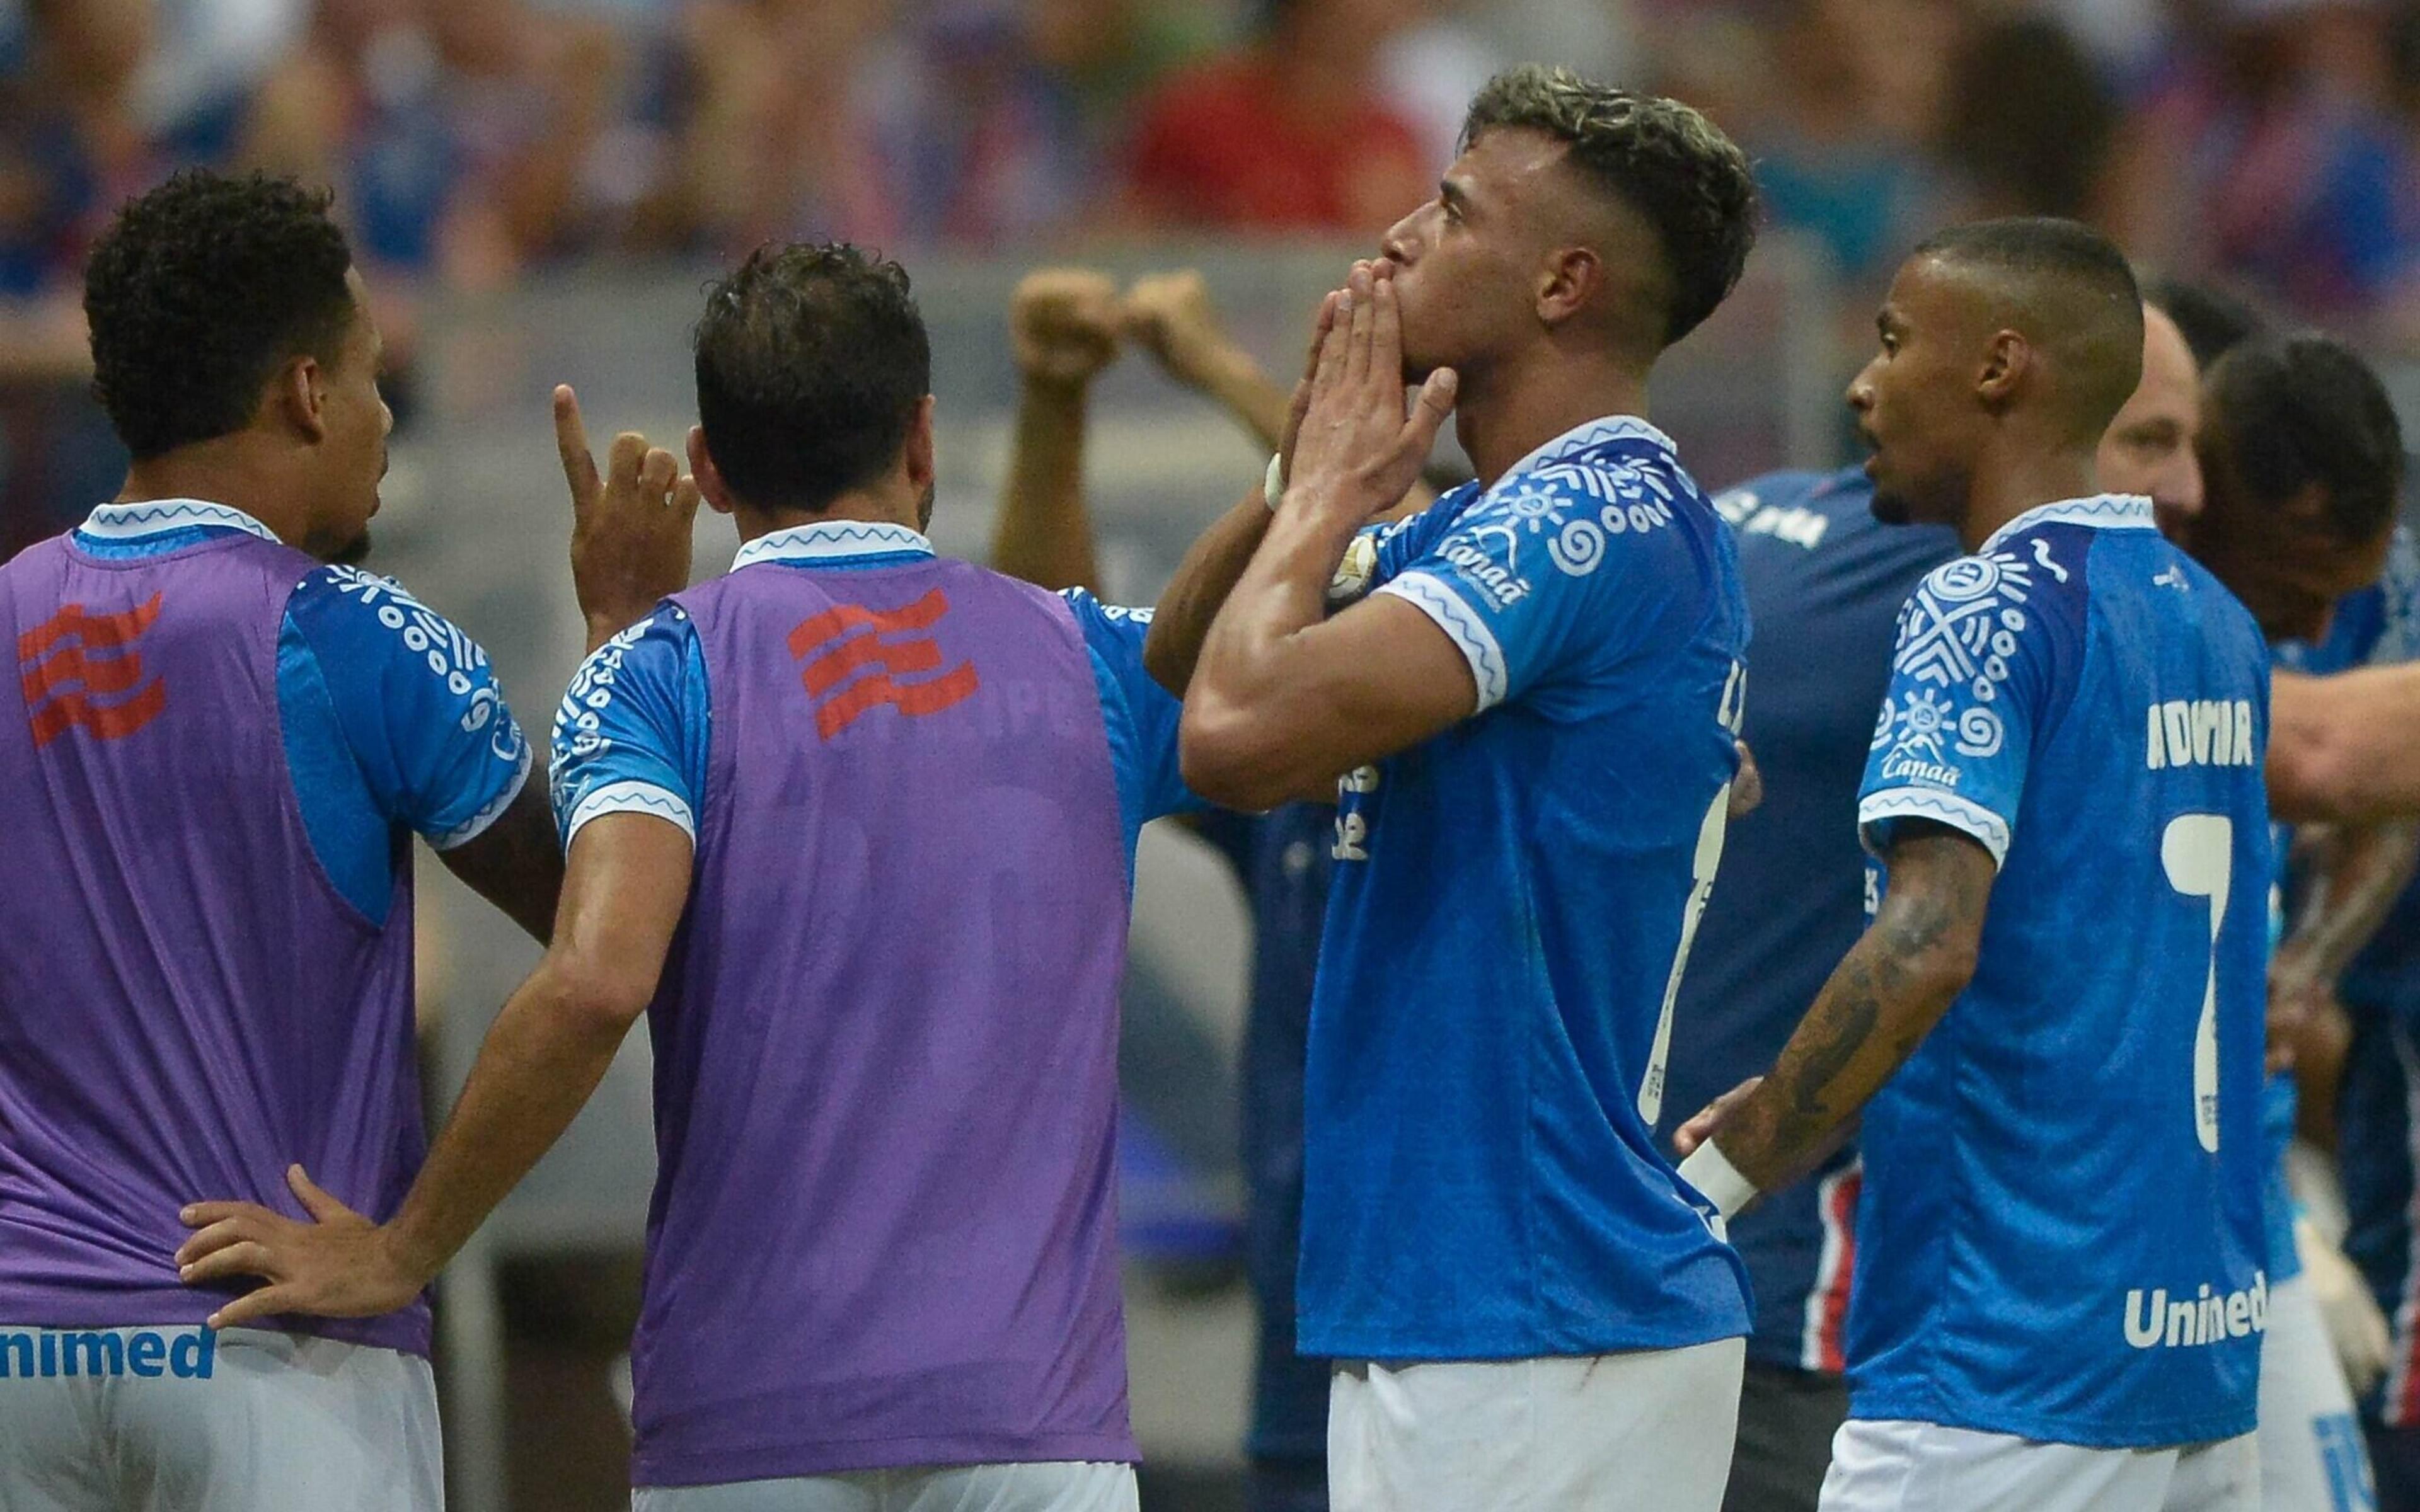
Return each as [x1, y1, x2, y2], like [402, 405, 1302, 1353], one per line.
[630, 557, 1136, 1487]
[0, 532, 429, 1354]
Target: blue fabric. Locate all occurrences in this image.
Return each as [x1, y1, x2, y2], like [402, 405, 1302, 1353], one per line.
[1301, 418, 1753, 1360]
[1850, 502, 2274, 1447]
[548, 564, 1189, 876]
[71, 527, 529, 923]
[1196, 804, 1335, 1463]
[1659, 469, 1959, 1371]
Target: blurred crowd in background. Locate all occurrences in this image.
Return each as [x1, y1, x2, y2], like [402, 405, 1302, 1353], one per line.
[11, 0, 2420, 539]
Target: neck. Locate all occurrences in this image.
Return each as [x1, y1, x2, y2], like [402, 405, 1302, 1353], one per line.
[1956, 437, 2100, 554]
[734, 479, 925, 545]
[1456, 352, 1652, 490]
[118, 443, 315, 550]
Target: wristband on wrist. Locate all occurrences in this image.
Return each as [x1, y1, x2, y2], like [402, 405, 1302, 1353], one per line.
[1263, 452, 1286, 512]
[1676, 1140, 1759, 1220]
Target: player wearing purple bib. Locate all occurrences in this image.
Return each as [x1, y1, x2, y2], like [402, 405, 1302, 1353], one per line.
[0, 173, 572, 1511]
[183, 244, 1197, 1511]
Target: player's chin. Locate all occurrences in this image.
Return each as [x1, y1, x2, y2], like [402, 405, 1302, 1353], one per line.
[330, 529, 374, 567]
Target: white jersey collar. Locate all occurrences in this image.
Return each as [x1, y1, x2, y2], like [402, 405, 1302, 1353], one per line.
[79, 498, 284, 544]
[1497, 414, 1678, 485]
[1978, 494, 2157, 556]
[731, 519, 935, 571]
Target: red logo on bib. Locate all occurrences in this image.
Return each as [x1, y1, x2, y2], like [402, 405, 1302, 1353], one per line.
[19, 594, 168, 746]
[788, 587, 979, 739]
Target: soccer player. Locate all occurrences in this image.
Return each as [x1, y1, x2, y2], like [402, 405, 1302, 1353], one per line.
[2168, 334, 2407, 1512]
[1148, 66, 1761, 1509]
[179, 243, 1197, 1511]
[1677, 219, 2273, 1509]
[0, 171, 579, 1509]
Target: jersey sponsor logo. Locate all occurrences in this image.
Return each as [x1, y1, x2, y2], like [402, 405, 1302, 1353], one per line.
[0, 1327, 215, 1380]
[18, 593, 168, 746]
[2144, 700, 2256, 771]
[2122, 1271, 2267, 1350]
[1332, 765, 1380, 861]
[1438, 541, 1530, 610]
[789, 588, 980, 739]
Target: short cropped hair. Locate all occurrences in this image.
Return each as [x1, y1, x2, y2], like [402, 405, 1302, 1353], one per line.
[2141, 277, 2266, 371]
[83, 171, 357, 461]
[1461, 66, 1758, 347]
[2203, 335, 2404, 545]
[693, 244, 932, 514]
[1914, 217, 2143, 439]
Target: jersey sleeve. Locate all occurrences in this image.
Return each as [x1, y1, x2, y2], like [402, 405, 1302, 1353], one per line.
[549, 609, 708, 850]
[1857, 546, 2077, 868]
[1059, 588, 1199, 837]
[281, 566, 533, 850]
[2364, 527, 2420, 667]
[1368, 471, 1657, 713]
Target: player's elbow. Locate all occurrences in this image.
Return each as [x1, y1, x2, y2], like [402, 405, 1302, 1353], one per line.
[1180, 698, 1298, 810]
[543, 953, 659, 1038]
[2266, 723, 2360, 826]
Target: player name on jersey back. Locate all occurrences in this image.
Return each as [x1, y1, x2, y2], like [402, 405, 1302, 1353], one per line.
[2145, 699, 2257, 770]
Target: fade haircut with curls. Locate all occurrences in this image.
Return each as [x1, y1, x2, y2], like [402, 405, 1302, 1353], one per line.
[2203, 335, 2404, 546]
[1460, 65, 1758, 347]
[83, 171, 357, 461]
[693, 244, 932, 515]
[1912, 217, 2143, 442]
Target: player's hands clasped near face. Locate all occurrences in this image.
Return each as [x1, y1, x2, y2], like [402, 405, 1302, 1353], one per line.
[1010, 268, 1123, 387]
[1284, 261, 1458, 525]
[175, 1165, 426, 1330]
[555, 384, 700, 641]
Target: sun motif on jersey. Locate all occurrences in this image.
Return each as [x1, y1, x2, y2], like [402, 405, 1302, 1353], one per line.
[1470, 459, 1683, 579]
[1871, 539, 2060, 769]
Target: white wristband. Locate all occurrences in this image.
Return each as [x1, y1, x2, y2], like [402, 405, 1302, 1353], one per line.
[1677, 1140, 1759, 1220]
[1263, 452, 1286, 512]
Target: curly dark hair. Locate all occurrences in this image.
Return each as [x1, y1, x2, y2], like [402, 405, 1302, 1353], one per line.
[2203, 335, 2404, 546]
[693, 243, 932, 513]
[1461, 66, 1758, 347]
[83, 171, 357, 461]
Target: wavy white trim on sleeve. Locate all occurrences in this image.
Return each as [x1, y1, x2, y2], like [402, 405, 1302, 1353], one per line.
[429, 742, 534, 851]
[1376, 570, 1509, 712]
[1858, 787, 2010, 869]
[563, 779, 696, 849]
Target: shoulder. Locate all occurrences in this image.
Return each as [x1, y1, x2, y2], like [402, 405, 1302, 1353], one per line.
[284, 563, 509, 719]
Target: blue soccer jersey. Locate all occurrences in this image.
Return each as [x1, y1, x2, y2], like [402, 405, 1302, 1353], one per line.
[1299, 415, 1753, 1361]
[1850, 496, 2273, 1448]
[1659, 469, 1959, 1372]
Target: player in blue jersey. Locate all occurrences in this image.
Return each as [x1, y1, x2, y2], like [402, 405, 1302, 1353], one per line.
[1678, 219, 2273, 1510]
[1667, 290, 2210, 1512]
[2174, 334, 2409, 1512]
[1146, 66, 1761, 1510]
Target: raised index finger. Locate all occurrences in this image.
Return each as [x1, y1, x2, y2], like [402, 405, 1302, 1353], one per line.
[553, 386, 601, 516]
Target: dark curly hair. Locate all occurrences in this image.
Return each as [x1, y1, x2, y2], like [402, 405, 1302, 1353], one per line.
[2203, 335, 2404, 546]
[83, 171, 358, 461]
[693, 243, 931, 513]
[1461, 66, 1759, 347]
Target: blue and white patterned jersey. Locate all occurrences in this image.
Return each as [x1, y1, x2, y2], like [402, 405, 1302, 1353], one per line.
[1298, 415, 1753, 1360]
[1852, 495, 2273, 1448]
[548, 519, 1190, 876]
[68, 499, 530, 921]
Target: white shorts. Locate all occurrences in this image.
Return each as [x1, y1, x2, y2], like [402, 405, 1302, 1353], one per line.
[0, 1325, 440, 1512]
[1818, 1418, 2256, 1512]
[1327, 1338, 1746, 1512]
[2257, 1274, 2377, 1512]
[630, 1461, 1138, 1511]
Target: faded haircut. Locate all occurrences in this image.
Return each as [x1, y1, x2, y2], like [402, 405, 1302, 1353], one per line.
[1915, 217, 2144, 443]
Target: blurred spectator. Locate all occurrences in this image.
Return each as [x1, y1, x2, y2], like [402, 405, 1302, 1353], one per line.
[1121, 0, 1431, 236]
[2115, 0, 2420, 324]
[1935, 13, 2120, 221]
